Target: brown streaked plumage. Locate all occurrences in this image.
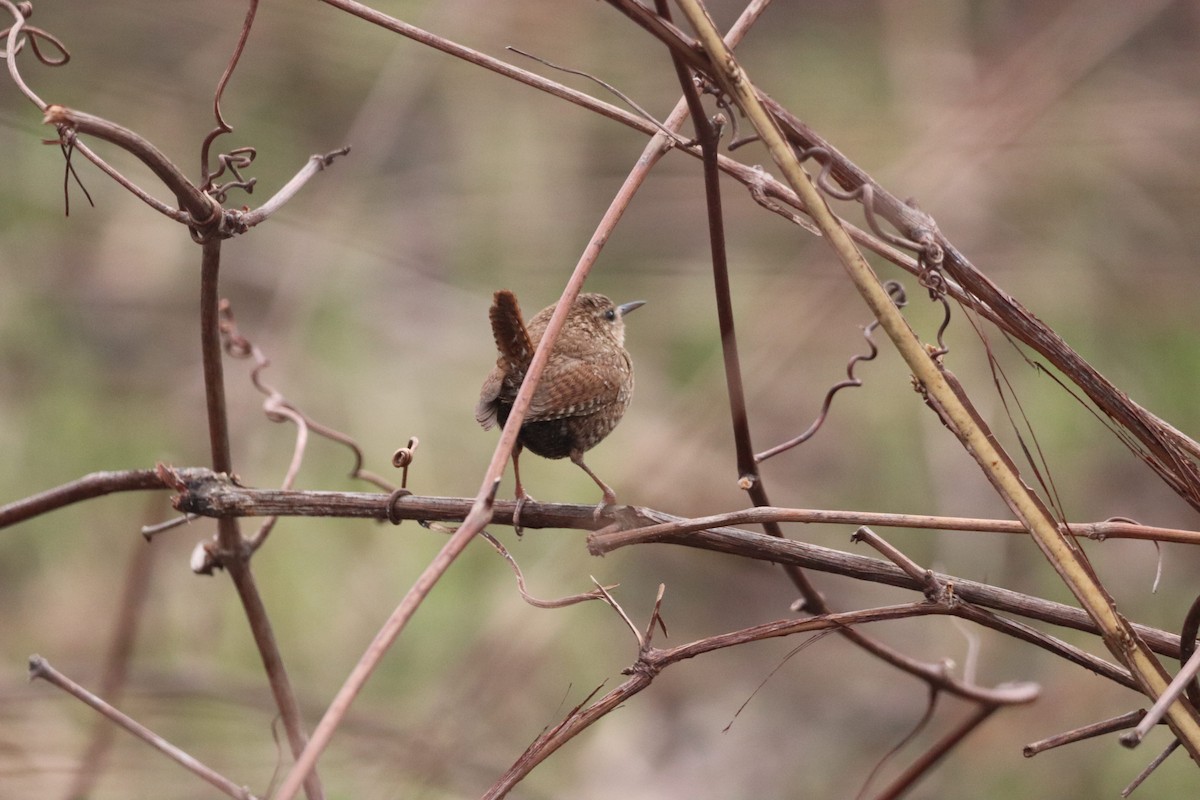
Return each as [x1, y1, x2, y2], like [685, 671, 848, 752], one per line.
[476, 290, 644, 511]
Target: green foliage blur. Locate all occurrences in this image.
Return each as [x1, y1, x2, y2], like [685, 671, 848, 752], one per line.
[3, 1, 1200, 797]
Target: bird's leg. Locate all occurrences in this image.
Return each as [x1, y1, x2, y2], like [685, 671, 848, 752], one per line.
[511, 442, 531, 535]
[570, 449, 617, 519]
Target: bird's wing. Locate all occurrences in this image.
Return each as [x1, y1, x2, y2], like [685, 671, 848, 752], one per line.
[475, 366, 505, 430]
[526, 353, 628, 422]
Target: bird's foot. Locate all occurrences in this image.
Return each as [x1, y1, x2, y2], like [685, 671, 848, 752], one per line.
[592, 489, 618, 521]
[513, 492, 534, 536]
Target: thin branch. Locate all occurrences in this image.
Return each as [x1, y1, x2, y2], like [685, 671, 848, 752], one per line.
[1122, 740, 1181, 797]
[3, 464, 1178, 669]
[29, 656, 260, 800]
[588, 505, 1200, 550]
[487, 600, 1037, 797]
[1025, 710, 1148, 757]
[64, 507, 160, 800]
[1122, 644, 1200, 748]
[150, 475, 1180, 667]
[870, 703, 1000, 800]
[270, 5, 773, 798]
[43, 105, 216, 224]
[234, 147, 352, 229]
[0, 469, 165, 528]
[591, 515, 1185, 661]
[671, 0, 1200, 755]
[162, 478, 1199, 545]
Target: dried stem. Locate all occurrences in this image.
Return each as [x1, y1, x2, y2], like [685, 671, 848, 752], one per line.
[0, 468, 165, 528]
[592, 513, 1183, 661]
[672, 0, 1200, 757]
[1024, 710, 1148, 757]
[1122, 645, 1200, 747]
[3, 465, 1186, 666]
[64, 507, 160, 800]
[270, 6, 771, 798]
[488, 600, 1037, 797]
[870, 702, 1000, 800]
[29, 656, 259, 800]
[43, 105, 216, 225]
[198, 240, 324, 800]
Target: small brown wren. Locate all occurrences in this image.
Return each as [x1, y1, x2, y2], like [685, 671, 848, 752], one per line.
[476, 290, 644, 511]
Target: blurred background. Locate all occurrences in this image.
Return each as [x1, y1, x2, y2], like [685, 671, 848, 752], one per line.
[3, 1, 1200, 797]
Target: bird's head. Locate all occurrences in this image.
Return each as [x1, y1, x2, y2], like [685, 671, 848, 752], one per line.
[571, 293, 645, 346]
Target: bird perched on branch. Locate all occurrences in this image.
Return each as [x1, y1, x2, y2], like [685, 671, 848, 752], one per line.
[476, 290, 644, 516]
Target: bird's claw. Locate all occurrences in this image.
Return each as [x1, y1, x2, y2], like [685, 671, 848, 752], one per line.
[513, 493, 532, 536]
[592, 491, 618, 521]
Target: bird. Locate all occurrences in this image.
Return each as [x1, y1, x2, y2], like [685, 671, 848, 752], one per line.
[476, 290, 644, 518]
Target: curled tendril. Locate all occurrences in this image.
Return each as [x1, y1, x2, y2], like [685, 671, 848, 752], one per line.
[391, 437, 419, 489]
[755, 281, 908, 463]
[790, 144, 954, 359]
[1, 5, 70, 68]
[207, 147, 258, 203]
[692, 74, 758, 150]
[386, 488, 412, 525]
[916, 244, 952, 360]
[198, 0, 258, 192]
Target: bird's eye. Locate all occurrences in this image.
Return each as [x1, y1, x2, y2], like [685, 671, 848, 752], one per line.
[604, 309, 616, 321]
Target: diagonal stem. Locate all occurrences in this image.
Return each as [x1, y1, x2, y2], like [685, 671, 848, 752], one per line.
[272, 5, 770, 798]
[673, 0, 1200, 760]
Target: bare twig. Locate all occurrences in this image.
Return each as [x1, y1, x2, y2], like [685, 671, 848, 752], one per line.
[671, 0, 1200, 756]
[1122, 740, 1181, 797]
[29, 656, 259, 800]
[43, 105, 217, 225]
[0, 469, 165, 528]
[591, 514, 1184, 661]
[233, 147, 352, 229]
[1025, 710, 1148, 757]
[64, 505, 161, 800]
[148, 475, 1200, 545]
[870, 702, 1003, 800]
[270, 6, 772, 798]
[488, 599, 1036, 797]
[1122, 645, 1200, 748]
[852, 526, 939, 595]
[4, 464, 1177, 669]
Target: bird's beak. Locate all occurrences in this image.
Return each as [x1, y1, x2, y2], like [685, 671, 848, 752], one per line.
[617, 300, 646, 317]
